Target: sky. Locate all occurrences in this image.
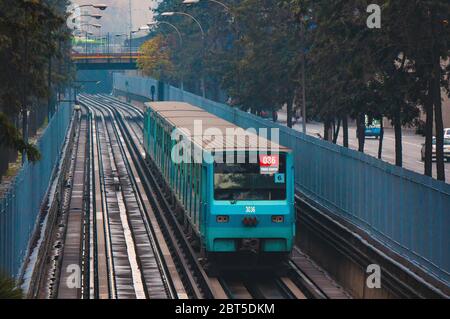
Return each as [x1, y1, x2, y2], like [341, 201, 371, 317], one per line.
[72, 0, 160, 34]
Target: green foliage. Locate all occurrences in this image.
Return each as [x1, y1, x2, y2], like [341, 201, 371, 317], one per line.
[152, 0, 449, 174]
[138, 35, 175, 81]
[0, 273, 23, 299]
[0, 0, 72, 163]
[0, 113, 40, 162]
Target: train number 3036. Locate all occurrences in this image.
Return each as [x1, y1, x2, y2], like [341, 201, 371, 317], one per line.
[245, 206, 256, 213]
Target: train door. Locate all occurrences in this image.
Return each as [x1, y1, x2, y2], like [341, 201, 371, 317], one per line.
[199, 164, 208, 235]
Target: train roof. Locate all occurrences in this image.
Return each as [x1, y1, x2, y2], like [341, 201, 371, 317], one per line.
[145, 101, 291, 152]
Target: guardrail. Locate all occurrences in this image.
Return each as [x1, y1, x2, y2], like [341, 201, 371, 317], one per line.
[113, 73, 450, 286]
[0, 103, 73, 277]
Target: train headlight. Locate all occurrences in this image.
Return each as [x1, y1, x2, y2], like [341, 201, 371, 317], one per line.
[217, 216, 229, 223]
[272, 216, 284, 223]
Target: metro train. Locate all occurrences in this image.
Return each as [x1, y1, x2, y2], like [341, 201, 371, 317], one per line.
[143, 101, 295, 267]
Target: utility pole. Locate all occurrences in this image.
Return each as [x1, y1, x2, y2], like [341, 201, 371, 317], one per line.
[301, 51, 307, 134]
[128, 0, 133, 36]
[301, 22, 307, 134]
[47, 53, 52, 119]
[129, 0, 133, 62]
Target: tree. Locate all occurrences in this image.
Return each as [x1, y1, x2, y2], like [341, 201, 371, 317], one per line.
[0, 273, 22, 299]
[289, 0, 448, 175]
[0, 0, 72, 164]
[382, 0, 450, 179]
[138, 35, 175, 81]
[149, 0, 449, 181]
[0, 113, 40, 161]
[221, 0, 301, 123]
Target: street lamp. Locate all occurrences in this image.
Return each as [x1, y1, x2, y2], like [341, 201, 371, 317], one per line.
[67, 4, 106, 29]
[182, 0, 230, 11]
[78, 23, 102, 29]
[161, 12, 205, 38]
[77, 23, 102, 55]
[115, 33, 129, 53]
[69, 4, 108, 12]
[120, 27, 148, 61]
[161, 11, 206, 98]
[148, 21, 185, 90]
[182, 0, 235, 22]
[181, 0, 236, 99]
[147, 21, 183, 47]
[72, 13, 102, 23]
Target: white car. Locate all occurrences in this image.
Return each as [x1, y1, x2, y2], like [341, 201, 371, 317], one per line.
[421, 137, 450, 162]
[444, 128, 450, 139]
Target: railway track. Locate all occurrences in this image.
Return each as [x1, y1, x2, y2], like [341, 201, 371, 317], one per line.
[87, 101, 180, 299]
[75, 94, 350, 300]
[36, 99, 183, 299]
[80, 94, 222, 299]
[33, 93, 348, 299]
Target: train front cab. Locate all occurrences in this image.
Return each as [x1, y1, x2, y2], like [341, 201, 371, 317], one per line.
[203, 151, 295, 257]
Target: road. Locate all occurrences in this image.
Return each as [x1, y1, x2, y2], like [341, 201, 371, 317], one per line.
[277, 112, 450, 183]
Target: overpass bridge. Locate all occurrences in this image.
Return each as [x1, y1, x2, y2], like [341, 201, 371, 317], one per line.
[71, 46, 141, 70]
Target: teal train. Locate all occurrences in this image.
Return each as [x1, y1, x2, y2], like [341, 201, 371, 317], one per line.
[143, 101, 295, 263]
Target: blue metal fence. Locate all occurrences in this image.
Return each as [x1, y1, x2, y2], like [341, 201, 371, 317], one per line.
[0, 103, 73, 277]
[114, 73, 450, 285]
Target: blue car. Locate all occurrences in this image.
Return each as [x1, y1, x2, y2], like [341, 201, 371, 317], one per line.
[365, 117, 382, 139]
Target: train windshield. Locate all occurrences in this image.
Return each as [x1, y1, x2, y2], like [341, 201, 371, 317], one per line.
[214, 153, 287, 201]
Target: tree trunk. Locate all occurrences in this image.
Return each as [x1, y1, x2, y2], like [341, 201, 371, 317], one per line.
[324, 119, 332, 142]
[343, 116, 349, 148]
[433, 75, 445, 181]
[356, 114, 365, 152]
[287, 100, 293, 128]
[424, 84, 434, 176]
[378, 119, 384, 159]
[272, 110, 278, 122]
[393, 109, 403, 167]
[47, 55, 52, 119]
[333, 119, 341, 144]
[430, 7, 445, 181]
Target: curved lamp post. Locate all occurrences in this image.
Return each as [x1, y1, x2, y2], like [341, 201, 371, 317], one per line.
[148, 21, 185, 90]
[161, 11, 206, 98]
[72, 13, 102, 22]
[161, 12, 205, 39]
[69, 3, 108, 12]
[183, 0, 230, 11]
[148, 21, 183, 47]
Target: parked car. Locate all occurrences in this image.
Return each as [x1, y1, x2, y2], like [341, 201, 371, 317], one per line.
[444, 128, 450, 139]
[421, 137, 450, 162]
[259, 110, 271, 119]
[259, 110, 278, 122]
[364, 116, 381, 139]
